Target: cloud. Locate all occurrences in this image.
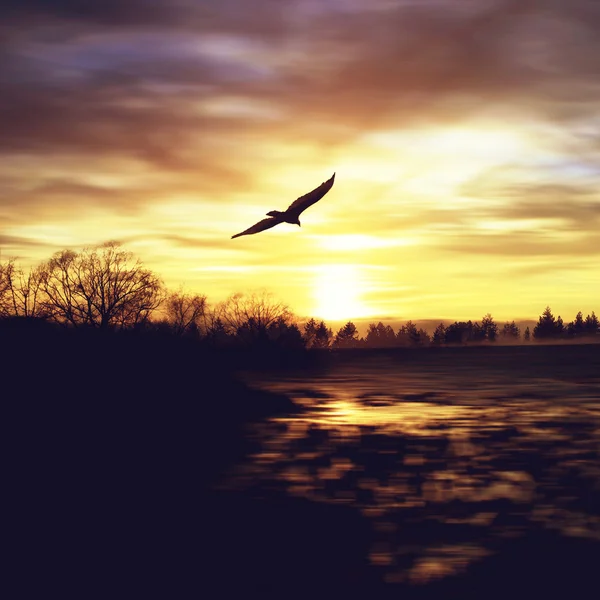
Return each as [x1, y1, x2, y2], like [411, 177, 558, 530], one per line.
[1, 1, 181, 28]
[150, 233, 248, 252]
[461, 163, 600, 228]
[2, 0, 600, 319]
[244, 0, 600, 128]
[2, 1, 597, 145]
[442, 230, 600, 258]
[3, 0, 599, 173]
[0, 233, 49, 248]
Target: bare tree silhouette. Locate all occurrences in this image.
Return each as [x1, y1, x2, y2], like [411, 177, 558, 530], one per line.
[215, 291, 294, 344]
[39, 242, 163, 329]
[0, 260, 14, 316]
[164, 289, 207, 337]
[0, 259, 48, 319]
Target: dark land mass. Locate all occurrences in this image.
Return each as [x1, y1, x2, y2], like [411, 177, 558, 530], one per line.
[4, 318, 600, 599]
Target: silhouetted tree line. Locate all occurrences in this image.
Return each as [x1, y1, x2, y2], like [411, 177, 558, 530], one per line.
[2, 244, 599, 350]
[0, 243, 304, 352]
[532, 306, 599, 341]
[324, 308, 598, 348]
[430, 314, 500, 346]
[330, 313, 507, 348]
[0, 242, 162, 327]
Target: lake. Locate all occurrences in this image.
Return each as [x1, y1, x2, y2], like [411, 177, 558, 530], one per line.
[231, 344, 600, 590]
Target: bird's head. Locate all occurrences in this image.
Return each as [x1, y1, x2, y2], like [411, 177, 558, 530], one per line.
[294, 218, 301, 227]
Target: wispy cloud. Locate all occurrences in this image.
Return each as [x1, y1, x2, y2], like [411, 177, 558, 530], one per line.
[1, 0, 599, 320]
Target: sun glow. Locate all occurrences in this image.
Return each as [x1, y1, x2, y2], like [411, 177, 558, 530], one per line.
[354, 125, 533, 196]
[316, 234, 411, 252]
[313, 264, 371, 321]
[364, 125, 527, 160]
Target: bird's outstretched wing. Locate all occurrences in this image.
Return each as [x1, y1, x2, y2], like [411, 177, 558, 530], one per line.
[231, 216, 281, 239]
[285, 173, 335, 217]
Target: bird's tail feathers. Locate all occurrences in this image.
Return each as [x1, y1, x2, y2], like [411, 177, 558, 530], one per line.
[266, 210, 284, 217]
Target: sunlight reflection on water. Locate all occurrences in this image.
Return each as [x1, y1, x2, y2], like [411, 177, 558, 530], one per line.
[231, 355, 600, 584]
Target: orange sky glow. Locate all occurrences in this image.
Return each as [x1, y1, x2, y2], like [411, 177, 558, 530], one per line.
[1, 0, 599, 326]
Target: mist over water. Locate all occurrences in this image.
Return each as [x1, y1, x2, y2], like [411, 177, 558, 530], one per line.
[232, 346, 600, 585]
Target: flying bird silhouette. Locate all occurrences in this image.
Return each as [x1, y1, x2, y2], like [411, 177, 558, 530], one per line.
[231, 173, 335, 239]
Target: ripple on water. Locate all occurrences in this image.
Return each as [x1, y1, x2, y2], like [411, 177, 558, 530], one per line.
[235, 364, 600, 584]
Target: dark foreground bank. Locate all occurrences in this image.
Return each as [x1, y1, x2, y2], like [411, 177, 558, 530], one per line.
[4, 320, 599, 598]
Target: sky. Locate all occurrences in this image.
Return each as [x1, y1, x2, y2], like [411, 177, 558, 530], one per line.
[1, 0, 599, 325]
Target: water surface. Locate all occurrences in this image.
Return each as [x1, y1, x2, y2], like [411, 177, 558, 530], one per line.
[231, 347, 600, 585]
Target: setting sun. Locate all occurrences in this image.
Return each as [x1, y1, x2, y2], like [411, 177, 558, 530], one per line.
[313, 264, 371, 321]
